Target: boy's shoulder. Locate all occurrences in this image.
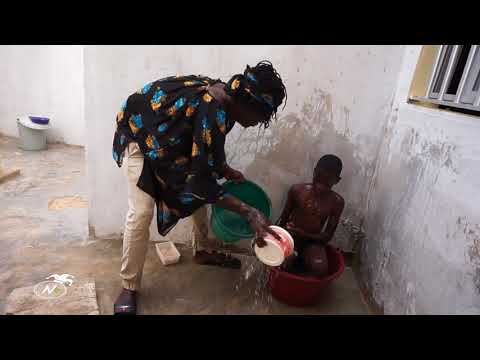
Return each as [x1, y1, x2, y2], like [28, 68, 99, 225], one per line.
[289, 183, 311, 193]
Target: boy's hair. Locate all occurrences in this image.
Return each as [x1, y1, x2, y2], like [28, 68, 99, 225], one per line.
[315, 155, 343, 177]
[225, 60, 287, 128]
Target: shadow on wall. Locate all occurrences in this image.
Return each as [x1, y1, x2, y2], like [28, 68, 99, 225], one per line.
[225, 88, 382, 251]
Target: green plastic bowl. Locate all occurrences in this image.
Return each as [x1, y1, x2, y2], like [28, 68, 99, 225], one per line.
[211, 181, 272, 243]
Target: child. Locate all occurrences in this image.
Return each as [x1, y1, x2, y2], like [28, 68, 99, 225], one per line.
[277, 155, 344, 277]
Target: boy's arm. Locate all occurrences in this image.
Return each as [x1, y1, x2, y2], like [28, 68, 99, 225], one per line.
[321, 196, 345, 244]
[298, 196, 345, 245]
[276, 187, 296, 226]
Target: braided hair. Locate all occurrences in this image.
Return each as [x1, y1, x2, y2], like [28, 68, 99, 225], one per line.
[225, 60, 287, 128]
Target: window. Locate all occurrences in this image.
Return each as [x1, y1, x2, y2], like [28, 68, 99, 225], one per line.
[411, 45, 480, 112]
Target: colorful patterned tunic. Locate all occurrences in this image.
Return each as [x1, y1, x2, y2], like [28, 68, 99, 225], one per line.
[112, 75, 235, 235]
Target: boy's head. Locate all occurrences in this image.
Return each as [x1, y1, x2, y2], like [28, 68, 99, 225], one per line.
[313, 155, 343, 189]
[225, 60, 287, 129]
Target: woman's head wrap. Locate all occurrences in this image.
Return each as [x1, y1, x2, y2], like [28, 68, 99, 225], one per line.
[225, 60, 287, 128]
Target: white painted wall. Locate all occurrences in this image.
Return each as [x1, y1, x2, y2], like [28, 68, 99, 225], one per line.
[362, 46, 480, 314]
[84, 45, 404, 248]
[39, 44, 479, 314]
[0, 45, 85, 146]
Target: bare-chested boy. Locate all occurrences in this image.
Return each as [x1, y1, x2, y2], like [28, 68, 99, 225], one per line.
[277, 155, 344, 277]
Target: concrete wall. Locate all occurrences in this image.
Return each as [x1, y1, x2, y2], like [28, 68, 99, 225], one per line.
[361, 46, 480, 314]
[0, 45, 85, 146]
[85, 45, 404, 246]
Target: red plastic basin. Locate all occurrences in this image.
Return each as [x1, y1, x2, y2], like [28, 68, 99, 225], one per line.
[267, 245, 345, 307]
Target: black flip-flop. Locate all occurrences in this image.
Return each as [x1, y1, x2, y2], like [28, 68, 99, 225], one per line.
[114, 305, 136, 315]
[114, 299, 137, 315]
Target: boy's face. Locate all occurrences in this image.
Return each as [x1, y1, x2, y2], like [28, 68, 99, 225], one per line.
[313, 167, 341, 190]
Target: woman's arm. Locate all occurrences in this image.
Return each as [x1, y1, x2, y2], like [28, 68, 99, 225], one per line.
[216, 194, 280, 247]
[216, 193, 251, 218]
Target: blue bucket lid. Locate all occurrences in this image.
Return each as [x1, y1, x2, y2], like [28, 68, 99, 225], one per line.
[17, 115, 51, 130]
[29, 116, 50, 125]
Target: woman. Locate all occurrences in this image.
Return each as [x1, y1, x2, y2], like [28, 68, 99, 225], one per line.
[112, 61, 287, 314]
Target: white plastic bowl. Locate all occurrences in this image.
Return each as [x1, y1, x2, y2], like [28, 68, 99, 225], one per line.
[254, 225, 294, 267]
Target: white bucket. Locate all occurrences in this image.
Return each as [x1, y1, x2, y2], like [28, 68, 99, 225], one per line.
[17, 116, 50, 151]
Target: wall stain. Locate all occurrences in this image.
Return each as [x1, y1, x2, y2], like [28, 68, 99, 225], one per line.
[402, 128, 460, 175]
[226, 88, 391, 252]
[454, 217, 480, 294]
[358, 110, 467, 312]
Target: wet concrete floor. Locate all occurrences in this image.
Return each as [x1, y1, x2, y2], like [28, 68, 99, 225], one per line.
[0, 134, 368, 315]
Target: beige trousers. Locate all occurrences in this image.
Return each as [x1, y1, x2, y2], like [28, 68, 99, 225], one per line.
[120, 142, 217, 291]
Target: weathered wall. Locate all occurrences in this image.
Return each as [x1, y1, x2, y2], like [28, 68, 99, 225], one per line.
[361, 46, 480, 314]
[0, 46, 85, 146]
[85, 45, 404, 247]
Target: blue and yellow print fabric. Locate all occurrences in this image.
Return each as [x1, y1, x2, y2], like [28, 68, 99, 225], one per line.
[112, 75, 235, 236]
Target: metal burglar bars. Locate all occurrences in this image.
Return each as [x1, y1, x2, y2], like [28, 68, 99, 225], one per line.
[412, 45, 480, 112]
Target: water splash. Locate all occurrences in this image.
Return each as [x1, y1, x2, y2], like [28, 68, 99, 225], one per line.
[244, 262, 255, 280]
[235, 256, 274, 313]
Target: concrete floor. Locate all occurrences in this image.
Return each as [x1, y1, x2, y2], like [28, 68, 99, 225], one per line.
[0, 134, 369, 315]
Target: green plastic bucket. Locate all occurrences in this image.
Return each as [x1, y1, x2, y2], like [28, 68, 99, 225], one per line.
[211, 181, 272, 244]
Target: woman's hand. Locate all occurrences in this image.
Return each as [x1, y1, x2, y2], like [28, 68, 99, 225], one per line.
[223, 165, 246, 184]
[247, 208, 281, 248]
